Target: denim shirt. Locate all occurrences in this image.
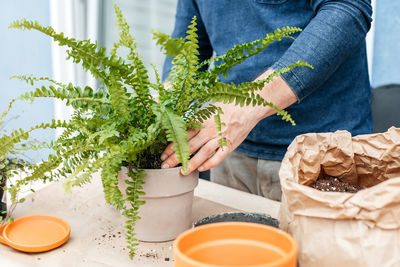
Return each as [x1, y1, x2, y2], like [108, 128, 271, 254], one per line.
[163, 0, 373, 160]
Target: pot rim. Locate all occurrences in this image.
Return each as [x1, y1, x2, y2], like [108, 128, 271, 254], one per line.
[173, 221, 298, 267]
[118, 166, 198, 197]
[120, 166, 194, 173]
[193, 211, 280, 228]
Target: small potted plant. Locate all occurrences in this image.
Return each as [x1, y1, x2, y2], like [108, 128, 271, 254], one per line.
[0, 156, 24, 222]
[0, 105, 41, 224]
[6, 5, 311, 258]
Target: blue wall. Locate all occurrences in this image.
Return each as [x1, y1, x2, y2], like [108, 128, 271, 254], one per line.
[371, 1, 400, 87]
[0, 1, 54, 161]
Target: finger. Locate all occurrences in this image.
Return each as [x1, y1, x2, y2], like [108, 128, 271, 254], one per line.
[160, 137, 206, 169]
[161, 146, 181, 169]
[181, 139, 220, 175]
[162, 128, 215, 169]
[197, 146, 231, 172]
[187, 128, 201, 139]
[161, 142, 176, 161]
[160, 129, 199, 160]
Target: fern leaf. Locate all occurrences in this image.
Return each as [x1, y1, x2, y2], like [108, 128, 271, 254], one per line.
[0, 98, 17, 122]
[152, 104, 190, 171]
[11, 74, 64, 87]
[203, 26, 302, 79]
[112, 4, 152, 115]
[9, 19, 110, 83]
[101, 153, 125, 209]
[213, 107, 227, 147]
[149, 63, 166, 100]
[187, 104, 219, 124]
[152, 30, 185, 57]
[122, 164, 146, 259]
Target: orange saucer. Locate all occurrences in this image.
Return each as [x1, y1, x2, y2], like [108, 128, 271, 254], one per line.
[0, 214, 70, 253]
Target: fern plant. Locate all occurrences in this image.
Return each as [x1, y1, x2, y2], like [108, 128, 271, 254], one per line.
[6, 4, 312, 258]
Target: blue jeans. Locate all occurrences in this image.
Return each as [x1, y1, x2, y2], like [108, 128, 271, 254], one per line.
[211, 151, 282, 201]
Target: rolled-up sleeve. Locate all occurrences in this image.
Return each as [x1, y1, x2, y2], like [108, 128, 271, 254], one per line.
[162, 0, 213, 82]
[271, 0, 372, 102]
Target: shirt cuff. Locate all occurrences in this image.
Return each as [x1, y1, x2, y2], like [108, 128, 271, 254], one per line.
[271, 61, 306, 103]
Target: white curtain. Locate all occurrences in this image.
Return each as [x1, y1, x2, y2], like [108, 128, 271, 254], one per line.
[50, 0, 101, 135]
[102, 0, 178, 82]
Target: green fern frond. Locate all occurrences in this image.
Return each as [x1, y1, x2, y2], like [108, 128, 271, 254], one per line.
[174, 16, 200, 113]
[0, 119, 66, 158]
[0, 129, 30, 158]
[203, 26, 302, 79]
[0, 98, 17, 122]
[149, 63, 166, 100]
[108, 72, 130, 120]
[153, 104, 190, 171]
[202, 60, 313, 125]
[56, 150, 100, 190]
[101, 154, 125, 209]
[10, 135, 99, 194]
[8, 18, 144, 121]
[161, 17, 200, 114]
[207, 82, 297, 124]
[9, 154, 62, 203]
[11, 74, 64, 87]
[152, 30, 186, 58]
[213, 107, 227, 147]
[113, 4, 152, 115]
[122, 163, 146, 259]
[60, 146, 101, 192]
[187, 104, 219, 124]
[18, 84, 111, 109]
[185, 121, 204, 130]
[235, 60, 313, 94]
[62, 159, 91, 192]
[9, 19, 110, 83]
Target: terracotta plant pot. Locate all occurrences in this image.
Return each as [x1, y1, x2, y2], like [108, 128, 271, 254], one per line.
[173, 222, 297, 267]
[118, 167, 199, 242]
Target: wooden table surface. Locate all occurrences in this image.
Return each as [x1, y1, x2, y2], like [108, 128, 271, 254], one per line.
[0, 175, 280, 267]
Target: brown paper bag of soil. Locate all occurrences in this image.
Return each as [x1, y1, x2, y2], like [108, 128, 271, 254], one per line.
[279, 127, 400, 267]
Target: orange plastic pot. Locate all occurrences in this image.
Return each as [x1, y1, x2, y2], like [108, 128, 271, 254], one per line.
[173, 222, 297, 267]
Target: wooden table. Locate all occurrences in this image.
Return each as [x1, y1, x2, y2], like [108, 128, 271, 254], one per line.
[0, 175, 280, 267]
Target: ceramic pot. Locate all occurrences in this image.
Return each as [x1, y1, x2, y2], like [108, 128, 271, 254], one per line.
[118, 167, 199, 242]
[173, 222, 298, 267]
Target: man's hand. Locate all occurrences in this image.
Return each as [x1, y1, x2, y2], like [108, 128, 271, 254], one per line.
[160, 102, 263, 174]
[160, 69, 298, 175]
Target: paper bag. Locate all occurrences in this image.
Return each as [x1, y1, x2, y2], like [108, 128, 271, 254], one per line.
[279, 127, 400, 267]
